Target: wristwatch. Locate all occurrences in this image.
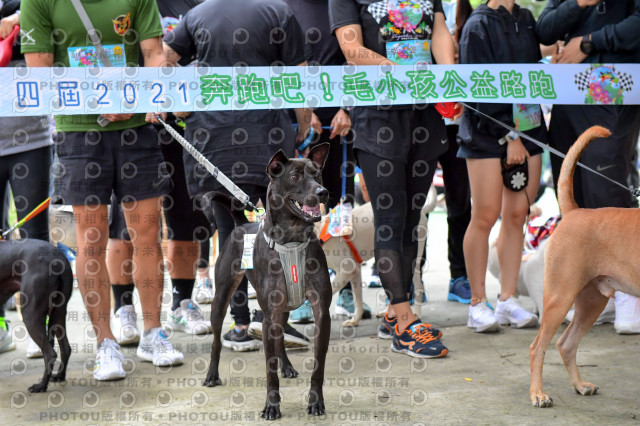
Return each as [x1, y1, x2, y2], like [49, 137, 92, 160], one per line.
[499, 131, 518, 145]
[580, 35, 594, 55]
[340, 106, 352, 114]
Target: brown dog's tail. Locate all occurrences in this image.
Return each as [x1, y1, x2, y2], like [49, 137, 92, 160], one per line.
[209, 192, 250, 226]
[557, 125, 612, 215]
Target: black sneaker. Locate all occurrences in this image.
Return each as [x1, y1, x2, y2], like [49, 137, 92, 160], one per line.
[248, 310, 310, 349]
[222, 326, 261, 352]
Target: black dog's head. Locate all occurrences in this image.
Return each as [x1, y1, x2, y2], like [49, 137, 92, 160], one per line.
[266, 143, 330, 223]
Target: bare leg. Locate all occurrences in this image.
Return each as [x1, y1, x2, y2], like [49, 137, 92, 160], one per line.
[73, 205, 114, 343]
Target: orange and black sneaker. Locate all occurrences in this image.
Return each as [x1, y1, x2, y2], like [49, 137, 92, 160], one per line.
[379, 314, 442, 340]
[391, 320, 448, 359]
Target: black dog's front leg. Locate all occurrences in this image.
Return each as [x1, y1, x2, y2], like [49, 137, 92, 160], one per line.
[278, 312, 298, 378]
[308, 295, 330, 416]
[261, 316, 282, 420]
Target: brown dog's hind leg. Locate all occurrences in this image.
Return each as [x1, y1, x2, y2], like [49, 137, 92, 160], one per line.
[557, 281, 609, 396]
[530, 286, 577, 407]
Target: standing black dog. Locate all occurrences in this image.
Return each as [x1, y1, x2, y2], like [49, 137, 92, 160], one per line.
[204, 143, 332, 420]
[0, 238, 73, 392]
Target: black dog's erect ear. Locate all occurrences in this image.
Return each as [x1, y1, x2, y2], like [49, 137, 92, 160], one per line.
[267, 150, 289, 177]
[307, 142, 330, 171]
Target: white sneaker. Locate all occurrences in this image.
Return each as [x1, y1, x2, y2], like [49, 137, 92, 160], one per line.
[495, 296, 538, 328]
[565, 297, 616, 325]
[26, 335, 43, 358]
[93, 338, 126, 381]
[247, 281, 257, 299]
[112, 305, 140, 345]
[467, 299, 500, 333]
[193, 276, 214, 304]
[614, 292, 640, 334]
[0, 325, 16, 353]
[168, 299, 212, 335]
[137, 327, 184, 366]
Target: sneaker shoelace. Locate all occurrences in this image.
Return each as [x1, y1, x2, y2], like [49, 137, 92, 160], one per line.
[154, 332, 176, 353]
[185, 304, 205, 322]
[409, 324, 438, 344]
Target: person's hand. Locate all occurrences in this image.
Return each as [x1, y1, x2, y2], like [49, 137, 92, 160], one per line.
[173, 111, 191, 119]
[452, 103, 464, 120]
[310, 112, 322, 136]
[556, 36, 587, 64]
[146, 112, 166, 123]
[577, 0, 601, 8]
[0, 14, 19, 40]
[329, 109, 351, 139]
[506, 137, 529, 166]
[101, 113, 134, 122]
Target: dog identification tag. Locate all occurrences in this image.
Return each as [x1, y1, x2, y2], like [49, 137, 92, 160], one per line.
[328, 202, 353, 237]
[241, 234, 257, 269]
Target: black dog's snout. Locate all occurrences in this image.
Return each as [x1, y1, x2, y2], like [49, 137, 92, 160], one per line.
[315, 186, 329, 202]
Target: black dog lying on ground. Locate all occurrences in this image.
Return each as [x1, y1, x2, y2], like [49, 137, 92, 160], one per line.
[0, 238, 73, 392]
[204, 143, 332, 420]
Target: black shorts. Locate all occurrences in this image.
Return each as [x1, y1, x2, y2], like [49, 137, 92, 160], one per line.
[350, 105, 448, 164]
[53, 125, 169, 205]
[108, 125, 213, 242]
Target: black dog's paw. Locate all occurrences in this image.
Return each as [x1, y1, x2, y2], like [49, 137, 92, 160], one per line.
[203, 375, 222, 387]
[261, 404, 281, 420]
[51, 373, 66, 383]
[307, 400, 325, 416]
[281, 365, 298, 378]
[28, 383, 48, 393]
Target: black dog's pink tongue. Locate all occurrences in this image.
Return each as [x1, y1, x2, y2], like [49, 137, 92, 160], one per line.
[303, 204, 320, 216]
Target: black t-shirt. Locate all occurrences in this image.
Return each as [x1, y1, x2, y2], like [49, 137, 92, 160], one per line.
[163, 0, 310, 194]
[329, 0, 443, 59]
[165, 0, 308, 67]
[157, 0, 202, 65]
[284, 0, 346, 124]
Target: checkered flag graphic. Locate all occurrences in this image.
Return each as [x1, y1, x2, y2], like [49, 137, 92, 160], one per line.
[367, 0, 436, 23]
[618, 70, 634, 92]
[574, 69, 590, 91]
[367, 1, 387, 23]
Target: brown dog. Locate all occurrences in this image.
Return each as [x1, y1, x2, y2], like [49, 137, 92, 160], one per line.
[529, 125, 634, 407]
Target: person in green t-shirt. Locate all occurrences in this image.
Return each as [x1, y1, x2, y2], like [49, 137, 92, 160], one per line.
[20, 0, 184, 380]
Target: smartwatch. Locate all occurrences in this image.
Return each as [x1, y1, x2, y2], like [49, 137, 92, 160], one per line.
[580, 35, 594, 55]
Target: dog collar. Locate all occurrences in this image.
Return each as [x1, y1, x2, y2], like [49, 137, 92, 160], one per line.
[262, 231, 310, 309]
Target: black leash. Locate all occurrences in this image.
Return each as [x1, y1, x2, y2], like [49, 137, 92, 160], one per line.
[460, 102, 640, 198]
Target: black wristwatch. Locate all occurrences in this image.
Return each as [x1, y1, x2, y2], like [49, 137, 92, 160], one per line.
[580, 35, 594, 55]
[340, 106, 352, 114]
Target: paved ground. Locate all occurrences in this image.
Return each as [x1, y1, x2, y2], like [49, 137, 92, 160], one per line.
[3, 191, 640, 425]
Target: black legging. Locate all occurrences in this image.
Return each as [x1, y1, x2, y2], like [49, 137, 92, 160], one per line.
[356, 148, 436, 304]
[210, 184, 266, 326]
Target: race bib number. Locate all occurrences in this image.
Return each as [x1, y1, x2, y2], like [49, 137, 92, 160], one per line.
[241, 234, 257, 269]
[68, 44, 127, 67]
[513, 104, 542, 132]
[386, 40, 432, 65]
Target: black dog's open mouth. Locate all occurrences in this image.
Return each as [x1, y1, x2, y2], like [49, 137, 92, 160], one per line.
[290, 199, 322, 221]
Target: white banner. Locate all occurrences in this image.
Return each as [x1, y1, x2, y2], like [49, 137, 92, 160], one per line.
[3, 63, 638, 117]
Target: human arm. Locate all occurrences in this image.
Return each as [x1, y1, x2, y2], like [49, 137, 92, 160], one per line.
[329, 109, 351, 139]
[535, 0, 591, 46]
[0, 11, 19, 39]
[334, 24, 395, 66]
